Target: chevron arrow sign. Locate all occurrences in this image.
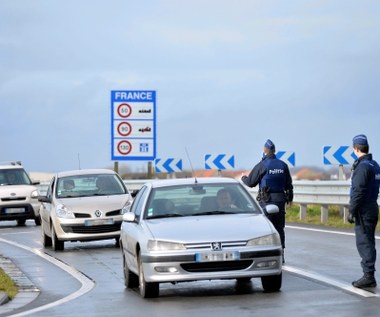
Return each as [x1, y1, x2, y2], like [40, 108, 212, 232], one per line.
[323, 146, 357, 165]
[276, 151, 296, 167]
[155, 158, 183, 173]
[204, 154, 235, 170]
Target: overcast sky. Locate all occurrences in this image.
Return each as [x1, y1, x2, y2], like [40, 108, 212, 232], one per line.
[1, 1, 379, 174]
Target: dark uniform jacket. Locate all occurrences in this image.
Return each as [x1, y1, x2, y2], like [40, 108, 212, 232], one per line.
[242, 154, 293, 204]
[349, 153, 380, 218]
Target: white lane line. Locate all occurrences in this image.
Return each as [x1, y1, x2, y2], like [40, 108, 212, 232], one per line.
[0, 238, 95, 317]
[283, 265, 379, 298]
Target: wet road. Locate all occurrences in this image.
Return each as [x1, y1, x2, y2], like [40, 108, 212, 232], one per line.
[1, 221, 380, 317]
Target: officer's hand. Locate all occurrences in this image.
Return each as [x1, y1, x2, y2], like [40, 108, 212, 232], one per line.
[347, 213, 355, 224]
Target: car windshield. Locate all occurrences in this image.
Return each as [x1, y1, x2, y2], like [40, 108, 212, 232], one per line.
[56, 174, 127, 198]
[0, 168, 33, 186]
[144, 183, 261, 219]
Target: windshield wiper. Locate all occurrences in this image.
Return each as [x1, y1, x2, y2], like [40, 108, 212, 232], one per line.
[192, 210, 236, 216]
[147, 213, 184, 219]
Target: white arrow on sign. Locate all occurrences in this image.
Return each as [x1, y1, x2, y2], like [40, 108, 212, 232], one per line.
[276, 151, 296, 167]
[204, 154, 235, 170]
[323, 146, 357, 165]
[155, 158, 183, 173]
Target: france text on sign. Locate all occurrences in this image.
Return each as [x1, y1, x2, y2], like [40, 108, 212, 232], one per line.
[276, 151, 296, 167]
[204, 154, 235, 170]
[155, 158, 183, 173]
[111, 91, 156, 161]
[323, 146, 357, 165]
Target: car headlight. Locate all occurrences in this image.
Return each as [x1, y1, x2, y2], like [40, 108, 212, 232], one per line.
[56, 204, 75, 219]
[247, 233, 281, 246]
[120, 201, 132, 214]
[147, 240, 186, 251]
[31, 189, 39, 199]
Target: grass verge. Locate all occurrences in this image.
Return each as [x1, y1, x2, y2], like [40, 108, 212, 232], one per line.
[0, 268, 18, 300]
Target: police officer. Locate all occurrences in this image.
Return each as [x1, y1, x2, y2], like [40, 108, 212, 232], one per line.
[348, 134, 380, 289]
[241, 139, 293, 263]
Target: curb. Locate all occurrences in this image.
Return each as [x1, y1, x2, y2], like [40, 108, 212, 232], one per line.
[0, 254, 40, 314]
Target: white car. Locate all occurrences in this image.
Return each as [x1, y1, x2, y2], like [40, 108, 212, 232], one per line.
[38, 169, 131, 251]
[120, 177, 282, 298]
[0, 161, 41, 226]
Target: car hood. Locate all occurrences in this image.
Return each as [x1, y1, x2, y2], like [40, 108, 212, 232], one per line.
[144, 214, 276, 242]
[0, 185, 38, 198]
[56, 195, 129, 212]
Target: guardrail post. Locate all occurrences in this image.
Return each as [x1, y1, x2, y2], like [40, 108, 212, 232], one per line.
[321, 205, 328, 223]
[299, 204, 307, 220]
[343, 206, 349, 223]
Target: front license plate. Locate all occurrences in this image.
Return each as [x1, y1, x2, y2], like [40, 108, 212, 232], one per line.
[195, 251, 240, 262]
[84, 218, 114, 226]
[4, 207, 26, 214]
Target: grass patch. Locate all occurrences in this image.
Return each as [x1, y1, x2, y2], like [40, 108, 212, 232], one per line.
[0, 268, 18, 299]
[286, 204, 355, 229]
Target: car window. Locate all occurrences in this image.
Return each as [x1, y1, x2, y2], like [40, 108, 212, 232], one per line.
[131, 186, 148, 219]
[56, 173, 127, 198]
[145, 183, 260, 219]
[0, 168, 32, 186]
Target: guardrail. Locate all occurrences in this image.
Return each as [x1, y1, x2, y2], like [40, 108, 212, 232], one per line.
[37, 179, 380, 224]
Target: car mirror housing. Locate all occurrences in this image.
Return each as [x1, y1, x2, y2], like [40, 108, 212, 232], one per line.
[123, 212, 136, 222]
[263, 204, 279, 215]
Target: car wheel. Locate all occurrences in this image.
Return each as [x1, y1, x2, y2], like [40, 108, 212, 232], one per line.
[35, 216, 41, 226]
[138, 252, 159, 298]
[261, 273, 282, 292]
[123, 252, 138, 288]
[51, 224, 64, 251]
[115, 237, 120, 248]
[17, 219, 26, 226]
[41, 220, 52, 247]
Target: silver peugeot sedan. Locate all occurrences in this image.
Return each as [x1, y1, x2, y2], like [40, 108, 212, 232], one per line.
[38, 169, 131, 251]
[120, 177, 282, 298]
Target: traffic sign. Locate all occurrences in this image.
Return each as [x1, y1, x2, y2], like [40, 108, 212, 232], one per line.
[204, 154, 235, 170]
[276, 151, 296, 167]
[111, 90, 156, 161]
[323, 146, 357, 165]
[155, 158, 183, 173]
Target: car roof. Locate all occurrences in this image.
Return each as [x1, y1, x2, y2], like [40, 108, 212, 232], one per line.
[56, 169, 117, 178]
[145, 177, 239, 189]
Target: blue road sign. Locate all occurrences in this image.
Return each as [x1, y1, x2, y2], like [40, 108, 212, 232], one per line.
[276, 151, 296, 167]
[155, 158, 183, 173]
[204, 154, 235, 170]
[323, 146, 357, 165]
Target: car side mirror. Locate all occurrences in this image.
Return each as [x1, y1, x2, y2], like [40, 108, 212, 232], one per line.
[263, 204, 279, 215]
[38, 196, 51, 203]
[122, 212, 136, 222]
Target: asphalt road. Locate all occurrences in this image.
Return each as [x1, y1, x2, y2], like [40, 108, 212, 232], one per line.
[1, 221, 380, 317]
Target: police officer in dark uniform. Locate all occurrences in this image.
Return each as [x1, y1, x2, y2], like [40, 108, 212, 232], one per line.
[348, 134, 380, 288]
[241, 139, 293, 263]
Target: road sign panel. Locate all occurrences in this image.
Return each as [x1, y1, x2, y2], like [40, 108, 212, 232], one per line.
[111, 90, 156, 161]
[276, 151, 296, 167]
[155, 158, 183, 173]
[323, 146, 357, 165]
[204, 154, 235, 170]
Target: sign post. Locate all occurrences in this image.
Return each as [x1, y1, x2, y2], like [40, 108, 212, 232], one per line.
[111, 91, 156, 161]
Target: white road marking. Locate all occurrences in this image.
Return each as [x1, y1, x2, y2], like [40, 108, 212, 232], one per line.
[0, 237, 95, 317]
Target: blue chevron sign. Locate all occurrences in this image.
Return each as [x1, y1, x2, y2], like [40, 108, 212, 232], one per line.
[276, 151, 296, 167]
[155, 158, 183, 173]
[204, 154, 235, 170]
[323, 146, 357, 165]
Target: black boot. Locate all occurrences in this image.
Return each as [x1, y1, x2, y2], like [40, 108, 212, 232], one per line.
[352, 272, 377, 288]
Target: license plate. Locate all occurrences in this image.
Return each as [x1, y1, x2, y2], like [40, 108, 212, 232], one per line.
[195, 251, 240, 262]
[4, 207, 26, 214]
[84, 218, 114, 226]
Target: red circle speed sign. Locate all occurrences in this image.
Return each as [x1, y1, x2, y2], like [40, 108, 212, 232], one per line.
[117, 122, 132, 137]
[117, 140, 132, 155]
[117, 103, 132, 118]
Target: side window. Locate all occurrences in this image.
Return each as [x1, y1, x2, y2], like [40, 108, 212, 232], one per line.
[130, 186, 148, 218]
[46, 177, 55, 200]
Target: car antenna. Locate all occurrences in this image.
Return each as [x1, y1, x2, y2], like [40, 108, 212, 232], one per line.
[185, 147, 198, 183]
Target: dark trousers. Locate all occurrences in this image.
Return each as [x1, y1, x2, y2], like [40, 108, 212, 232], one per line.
[263, 200, 286, 249]
[355, 216, 377, 273]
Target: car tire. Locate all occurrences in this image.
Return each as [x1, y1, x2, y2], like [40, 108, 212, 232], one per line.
[51, 224, 64, 251]
[17, 219, 26, 226]
[41, 220, 52, 247]
[123, 252, 138, 288]
[115, 237, 120, 248]
[35, 216, 41, 226]
[138, 252, 159, 298]
[261, 273, 282, 292]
